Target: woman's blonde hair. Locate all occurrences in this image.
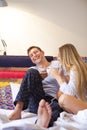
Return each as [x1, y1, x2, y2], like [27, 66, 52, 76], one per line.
[59, 43, 87, 101]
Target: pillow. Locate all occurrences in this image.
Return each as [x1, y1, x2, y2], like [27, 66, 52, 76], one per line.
[10, 82, 30, 112]
[0, 78, 23, 84]
[0, 82, 10, 87]
[0, 82, 21, 110]
[10, 82, 20, 101]
[0, 70, 26, 78]
[0, 82, 14, 110]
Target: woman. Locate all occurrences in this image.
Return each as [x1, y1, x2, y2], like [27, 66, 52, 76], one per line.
[33, 43, 87, 128]
[50, 43, 87, 114]
[36, 43, 87, 128]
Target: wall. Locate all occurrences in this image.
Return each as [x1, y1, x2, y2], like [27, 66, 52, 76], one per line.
[0, 0, 87, 56]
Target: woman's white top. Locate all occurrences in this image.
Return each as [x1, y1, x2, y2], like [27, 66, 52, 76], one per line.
[60, 69, 80, 98]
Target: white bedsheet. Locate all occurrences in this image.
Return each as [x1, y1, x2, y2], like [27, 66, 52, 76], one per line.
[0, 109, 87, 130]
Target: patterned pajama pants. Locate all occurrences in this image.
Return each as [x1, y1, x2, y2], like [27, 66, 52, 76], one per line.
[14, 68, 63, 127]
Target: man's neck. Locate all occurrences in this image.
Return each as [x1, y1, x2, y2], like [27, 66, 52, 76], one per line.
[36, 59, 51, 69]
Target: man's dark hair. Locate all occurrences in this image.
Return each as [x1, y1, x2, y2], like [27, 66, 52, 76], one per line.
[27, 46, 42, 56]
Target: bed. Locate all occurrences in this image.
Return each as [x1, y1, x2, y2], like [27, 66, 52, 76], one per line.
[0, 55, 87, 130]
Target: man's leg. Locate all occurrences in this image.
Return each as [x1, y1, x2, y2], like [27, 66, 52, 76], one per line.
[9, 102, 23, 120]
[24, 69, 45, 113]
[49, 100, 63, 126]
[44, 95, 63, 127]
[9, 69, 45, 120]
[37, 99, 52, 128]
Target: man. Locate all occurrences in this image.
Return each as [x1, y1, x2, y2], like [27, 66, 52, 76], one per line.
[9, 46, 63, 126]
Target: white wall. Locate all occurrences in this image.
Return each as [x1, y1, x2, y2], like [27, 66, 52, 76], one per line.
[0, 0, 87, 56]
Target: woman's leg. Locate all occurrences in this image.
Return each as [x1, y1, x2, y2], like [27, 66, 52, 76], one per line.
[58, 94, 87, 114]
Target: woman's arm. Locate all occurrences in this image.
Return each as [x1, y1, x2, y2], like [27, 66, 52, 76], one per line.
[49, 68, 68, 85]
[50, 68, 78, 96]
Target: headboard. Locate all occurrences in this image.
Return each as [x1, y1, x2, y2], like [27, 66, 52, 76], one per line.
[0, 55, 53, 79]
[0, 55, 53, 67]
[1, 55, 86, 79]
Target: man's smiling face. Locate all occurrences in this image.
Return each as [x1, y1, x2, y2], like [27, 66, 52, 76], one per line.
[28, 48, 44, 64]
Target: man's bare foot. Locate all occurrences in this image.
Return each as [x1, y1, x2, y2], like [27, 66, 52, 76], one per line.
[9, 102, 23, 120]
[8, 109, 21, 120]
[37, 99, 52, 128]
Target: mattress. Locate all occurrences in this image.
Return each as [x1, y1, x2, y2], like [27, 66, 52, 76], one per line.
[0, 108, 87, 130]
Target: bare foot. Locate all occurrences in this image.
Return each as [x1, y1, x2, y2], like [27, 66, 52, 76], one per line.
[8, 109, 21, 120]
[37, 99, 52, 128]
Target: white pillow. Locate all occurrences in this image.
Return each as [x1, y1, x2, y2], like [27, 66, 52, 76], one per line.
[10, 82, 20, 101]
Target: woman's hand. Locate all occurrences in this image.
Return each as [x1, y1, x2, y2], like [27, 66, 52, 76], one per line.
[49, 68, 66, 85]
[49, 68, 64, 79]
